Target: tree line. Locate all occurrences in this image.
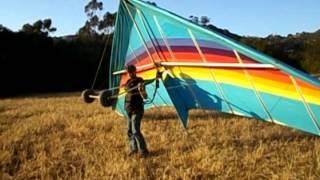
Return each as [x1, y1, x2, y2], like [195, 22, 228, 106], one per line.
[0, 28, 112, 96]
[0, 0, 319, 97]
[0, 0, 115, 97]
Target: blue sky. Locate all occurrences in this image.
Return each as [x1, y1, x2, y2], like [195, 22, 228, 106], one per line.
[0, 0, 319, 37]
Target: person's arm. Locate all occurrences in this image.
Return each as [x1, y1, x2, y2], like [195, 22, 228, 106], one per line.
[124, 79, 129, 92]
[138, 79, 148, 99]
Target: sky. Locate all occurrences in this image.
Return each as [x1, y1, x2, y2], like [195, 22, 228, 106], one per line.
[0, 0, 320, 37]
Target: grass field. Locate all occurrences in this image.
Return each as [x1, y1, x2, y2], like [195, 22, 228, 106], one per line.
[0, 93, 320, 179]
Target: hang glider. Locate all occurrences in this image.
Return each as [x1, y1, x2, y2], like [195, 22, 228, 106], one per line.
[84, 0, 320, 136]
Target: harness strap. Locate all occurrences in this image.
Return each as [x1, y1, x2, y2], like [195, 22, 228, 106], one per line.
[144, 71, 162, 104]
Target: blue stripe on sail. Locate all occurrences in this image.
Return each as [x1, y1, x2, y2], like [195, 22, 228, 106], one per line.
[310, 104, 320, 126]
[116, 78, 320, 135]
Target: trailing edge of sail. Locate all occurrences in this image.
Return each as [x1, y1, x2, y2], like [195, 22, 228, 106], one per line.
[109, 0, 320, 136]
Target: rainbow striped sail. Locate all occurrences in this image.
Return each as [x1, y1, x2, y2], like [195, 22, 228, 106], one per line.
[109, 0, 320, 136]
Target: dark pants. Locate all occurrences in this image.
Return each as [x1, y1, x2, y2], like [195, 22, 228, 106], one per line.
[127, 112, 148, 153]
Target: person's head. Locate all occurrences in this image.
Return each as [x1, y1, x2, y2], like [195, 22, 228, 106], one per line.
[126, 64, 137, 78]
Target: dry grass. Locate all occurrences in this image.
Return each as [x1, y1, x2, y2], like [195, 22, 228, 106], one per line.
[0, 93, 320, 179]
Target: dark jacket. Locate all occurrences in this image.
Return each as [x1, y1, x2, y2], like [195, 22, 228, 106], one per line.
[125, 77, 144, 114]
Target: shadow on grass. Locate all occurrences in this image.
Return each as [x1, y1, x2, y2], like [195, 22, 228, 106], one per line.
[144, 110, 178, 121]
[136, 107, 317, 141]
[148, 148, 167, 157]
[144, 108, 243, 122]
[261, 130, 317, 143]
[0, 106, 6, 113]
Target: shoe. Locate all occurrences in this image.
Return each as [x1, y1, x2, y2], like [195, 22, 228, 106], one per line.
[140, 150, 149, 158]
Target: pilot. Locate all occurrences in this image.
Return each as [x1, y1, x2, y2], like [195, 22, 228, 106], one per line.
[125, 64, 149, 157]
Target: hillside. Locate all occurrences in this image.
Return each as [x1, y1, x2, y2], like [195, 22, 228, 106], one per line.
[1, 95, 320, 179]
[0, 25, 320, 97]
[240, 30, 320, 74]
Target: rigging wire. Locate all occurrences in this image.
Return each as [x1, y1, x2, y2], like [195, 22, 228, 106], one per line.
[91, 30, 114, 89]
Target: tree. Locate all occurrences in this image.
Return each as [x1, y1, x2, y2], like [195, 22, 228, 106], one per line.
[146, 1, 157, 6]
[200, 16, 210, 26]
[89, 15, 100, 28]
[33, 20, 43, 32]
[79, 0, 104, 37]
[0, 24, 11, 32]
[189, 16, 199, 24]
[189, 16, 210, 26]
[79, 0, 117, 36]
[43, 19, 57, 33]
[20, 19, 56, 36]
[85, 0, 103, 18]
[189, 14, 240, 40]
[21, 24, 34, 33]
[98, 12, 117, 34]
